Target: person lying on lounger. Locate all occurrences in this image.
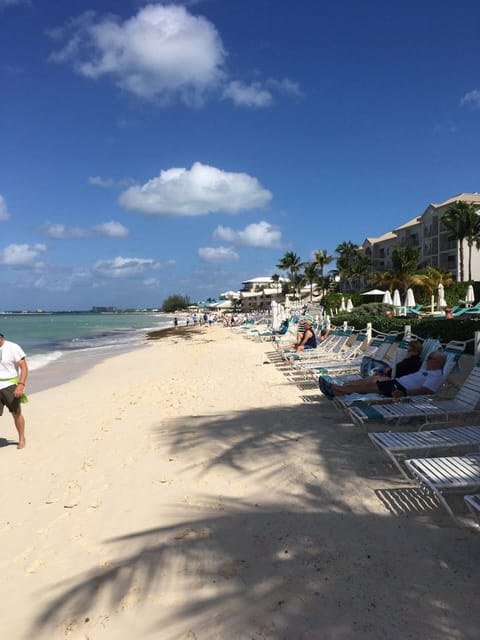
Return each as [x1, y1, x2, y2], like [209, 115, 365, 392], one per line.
[319, 350, 446, 399]
[367, 339, 422, 378]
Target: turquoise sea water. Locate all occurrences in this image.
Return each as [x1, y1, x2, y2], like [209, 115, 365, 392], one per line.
[0, 312, 175, 373]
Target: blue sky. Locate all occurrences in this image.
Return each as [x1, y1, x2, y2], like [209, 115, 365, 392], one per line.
[2, 0, 480, 310]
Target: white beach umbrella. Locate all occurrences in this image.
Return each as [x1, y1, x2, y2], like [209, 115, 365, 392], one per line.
[438, 283, 447, 309]
[361, 288, 385, 296]
[271, 300, 281, 331]
[382, 290, 393, 305]
[340, 297, 346, 311]
[392, 289, 401, 307]
[346, 298, 354, 312]
[404, 288, 416, 308]
[466, 284, 475, 306]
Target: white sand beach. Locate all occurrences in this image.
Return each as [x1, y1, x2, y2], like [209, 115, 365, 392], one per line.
[1, 325, 479, 640]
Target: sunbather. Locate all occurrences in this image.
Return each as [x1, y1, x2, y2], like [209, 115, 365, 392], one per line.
[279, 317, 316, 353]
[319, 350, 446, 399]
[368, 339, 422, 378]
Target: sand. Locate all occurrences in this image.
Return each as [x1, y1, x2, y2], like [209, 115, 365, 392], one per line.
[0, 325, 479, 640]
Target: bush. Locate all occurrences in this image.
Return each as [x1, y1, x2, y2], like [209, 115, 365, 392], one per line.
[161, 294, 190, 313]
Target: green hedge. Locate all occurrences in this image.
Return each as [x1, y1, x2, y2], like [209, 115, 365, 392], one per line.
[331, 313, 480, 353]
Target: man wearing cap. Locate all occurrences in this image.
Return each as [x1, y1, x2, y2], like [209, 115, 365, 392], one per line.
[0, 333, 28, 449]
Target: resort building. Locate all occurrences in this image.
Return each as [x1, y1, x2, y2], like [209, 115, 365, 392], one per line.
[362, 192, 480, 281]
[219, 277, 288, 312]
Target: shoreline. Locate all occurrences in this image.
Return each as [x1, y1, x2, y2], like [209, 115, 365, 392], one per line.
[1, 325, 478, 639]
[27, 324, 200, 394]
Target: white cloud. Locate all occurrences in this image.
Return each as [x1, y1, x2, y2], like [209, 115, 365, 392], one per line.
[92, 221, 130, 238]
[223, 81, 272, 107]
[119, 161, 272, 217]
[213, 221, 282, 248]
[0, 195, 10, 221]
[88, 176, 134, 188]
[88, 176, 115, 188]
[93, 256, 160, 278]
[49, 4, 226, 105]
[460, 89, 480, 109]
[41, 222, 89, 238]
[41, 220, 130, 238]
[1, 243, 47, 266]
[266, 77, 302, 97]
[198, 246, 239, 263]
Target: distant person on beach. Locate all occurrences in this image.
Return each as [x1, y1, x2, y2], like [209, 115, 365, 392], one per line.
[0, 333, 28, 449]
[319, 349, 445, 399]
[173, 317, 178, 328]
[279, 317, 317, 353]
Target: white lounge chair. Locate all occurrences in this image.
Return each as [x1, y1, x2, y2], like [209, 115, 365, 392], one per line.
[369, 425, 480, 479]
[404, 454, 480, 528]
[333, 340, 463, 411]
[304, 331, 400, 378]
[464, 494, 480, 525]
[347, 361, 480, 428]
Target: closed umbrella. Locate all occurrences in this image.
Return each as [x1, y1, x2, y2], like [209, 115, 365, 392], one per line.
[340, 297, 346, 311]
[346, 298, 354, 312]
[382, 291, 393, 305]
[466, 284, 475, 307]
[392, 289, 401, 307]
[438, 284, 447, 309]
[404, 288, 416, 308]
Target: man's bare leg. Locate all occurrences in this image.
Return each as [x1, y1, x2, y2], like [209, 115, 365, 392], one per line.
[13, 412, 25, 449]
[331, 376, 385, 396]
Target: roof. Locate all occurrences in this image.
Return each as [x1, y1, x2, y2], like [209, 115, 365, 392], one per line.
[393, 216, 422, 231]
[242, 276, 288, 284]
[430, 192, 480, 208]
[365, 230, 397, 243]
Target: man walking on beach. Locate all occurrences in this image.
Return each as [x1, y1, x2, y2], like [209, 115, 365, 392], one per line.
[0, 333, 28, 449]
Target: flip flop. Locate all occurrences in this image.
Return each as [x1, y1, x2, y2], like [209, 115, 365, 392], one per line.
[318, 377, 334, 400]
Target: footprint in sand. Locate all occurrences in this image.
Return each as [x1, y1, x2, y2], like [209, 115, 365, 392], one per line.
[82, 458, 96, 471]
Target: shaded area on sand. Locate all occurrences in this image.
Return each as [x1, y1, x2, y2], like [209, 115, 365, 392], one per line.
[30, 402, 480, 640]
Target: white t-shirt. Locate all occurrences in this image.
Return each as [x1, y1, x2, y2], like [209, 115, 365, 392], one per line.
[398, 369, 444, 393]
[0, 340, 26, 390]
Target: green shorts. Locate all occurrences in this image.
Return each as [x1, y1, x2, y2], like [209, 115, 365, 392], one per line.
[0, 385, 21, 415]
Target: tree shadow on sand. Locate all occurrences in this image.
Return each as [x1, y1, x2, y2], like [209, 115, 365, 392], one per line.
[32, 403, 480, 639]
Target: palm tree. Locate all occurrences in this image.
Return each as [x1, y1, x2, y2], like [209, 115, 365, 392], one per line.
[335, 241, 370, 291]
[276, 251, 302, 291]
[271, 273, 281, 291]
[313, 249, 333, 278]
[410, 267, 453, 309]
[303, 262, 319, 302]
[464, 208, 480, 281]
[441, 201, 480, 281]
[390, 245, 420, 292]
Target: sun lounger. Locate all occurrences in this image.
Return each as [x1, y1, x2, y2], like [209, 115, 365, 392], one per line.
[347, 361, 480, 428]
[303, 332, 400, 378]
[369, 425, 480, 479]
[404, 454, 480, 528]
[333, 340, 463, 410]
[464, 494, 480, 525]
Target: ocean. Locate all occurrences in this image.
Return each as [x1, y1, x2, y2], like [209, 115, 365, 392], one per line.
[0, 312, 176, 385]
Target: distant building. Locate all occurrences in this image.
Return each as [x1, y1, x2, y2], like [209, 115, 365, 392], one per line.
[362, 192, 480, 281]
[91, 306, 116, 313]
